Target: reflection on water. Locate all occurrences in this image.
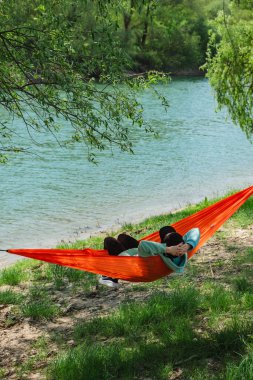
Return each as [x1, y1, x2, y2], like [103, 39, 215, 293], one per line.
[0, 78, 253, 266]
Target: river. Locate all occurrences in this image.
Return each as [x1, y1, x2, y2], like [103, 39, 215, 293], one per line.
[0, 77, 252, 266]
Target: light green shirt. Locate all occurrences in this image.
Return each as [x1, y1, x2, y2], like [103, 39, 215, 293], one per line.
[119, 228, 200, 273]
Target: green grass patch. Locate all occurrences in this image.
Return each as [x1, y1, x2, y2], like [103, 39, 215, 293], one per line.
[50, 332, 202, 380]
[225, 346, 253, 380]
[49, 342, 137, 380]
[45, 263, 97, 290]
[74, 288, 200, 342]
[0, 289, 24, 304]
[0, 259, 40, 286]
[203, 286, 235, 314]
[20, 286, 60, 320]
[58, 235, 103, 250]
[212, 319, 253, 355]
[21, 302, 59, 321]
[0, 266, 26, 285]
[234, 276, 252, 293]
[241, 293, 253, 310]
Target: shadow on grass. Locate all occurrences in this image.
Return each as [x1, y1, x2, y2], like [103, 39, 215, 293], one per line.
[48, 289, 253, 380]
[49, 318, 253, 380]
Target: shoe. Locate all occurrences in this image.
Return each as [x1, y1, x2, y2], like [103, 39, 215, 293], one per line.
[99, 276, 119, 289]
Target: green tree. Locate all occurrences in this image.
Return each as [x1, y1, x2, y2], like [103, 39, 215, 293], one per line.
[117, 0, 221, 73]
[0, 0, 166, 163]
[204, 1, 253, 139]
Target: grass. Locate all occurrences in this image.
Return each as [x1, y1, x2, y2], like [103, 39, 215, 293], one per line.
[203, 285, 235, 313]
[20, 285, 60, 320]
[0, 266, 27, 286]
[21, 301, 59, 321]
[49, 283, 253, 380]
[17, 337, 49, 379]
[74, 288, 200, 343]
[0, 258, 40, 285]
[234, 276, 252, 293]
[0, 289, 24, 304]
[225, 347, 253, 380]
[45, 264, 97, 291]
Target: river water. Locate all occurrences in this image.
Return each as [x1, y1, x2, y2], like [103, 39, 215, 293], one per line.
[0, 78, 253, 266]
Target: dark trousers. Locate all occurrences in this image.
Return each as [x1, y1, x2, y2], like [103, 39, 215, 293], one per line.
[104, 234, 139, 256]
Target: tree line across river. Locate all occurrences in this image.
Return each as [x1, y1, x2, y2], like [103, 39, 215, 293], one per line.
[0, 0, 252, 162]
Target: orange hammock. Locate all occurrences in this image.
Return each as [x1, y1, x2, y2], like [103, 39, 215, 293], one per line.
[7, 186, 253, 282]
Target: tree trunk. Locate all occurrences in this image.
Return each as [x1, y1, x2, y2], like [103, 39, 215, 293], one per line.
[141, 1, 151, 48]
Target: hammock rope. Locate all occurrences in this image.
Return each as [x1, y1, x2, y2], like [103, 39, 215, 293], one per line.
[6, 186, 253, 282]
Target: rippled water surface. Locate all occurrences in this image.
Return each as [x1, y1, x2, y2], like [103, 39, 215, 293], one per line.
[1, 78, 253, 266]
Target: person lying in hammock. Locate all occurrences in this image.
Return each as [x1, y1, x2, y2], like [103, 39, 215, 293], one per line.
[99, 226, 200, 288]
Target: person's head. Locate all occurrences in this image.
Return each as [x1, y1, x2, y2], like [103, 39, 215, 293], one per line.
[159, 226, 176, 243]
[164, 232, 184, 247]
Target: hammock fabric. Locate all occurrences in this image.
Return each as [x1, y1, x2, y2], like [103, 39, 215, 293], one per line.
[7, 186, 253, 282]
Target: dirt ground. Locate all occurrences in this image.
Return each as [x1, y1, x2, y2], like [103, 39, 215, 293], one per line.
[0, 224, 252, 380]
